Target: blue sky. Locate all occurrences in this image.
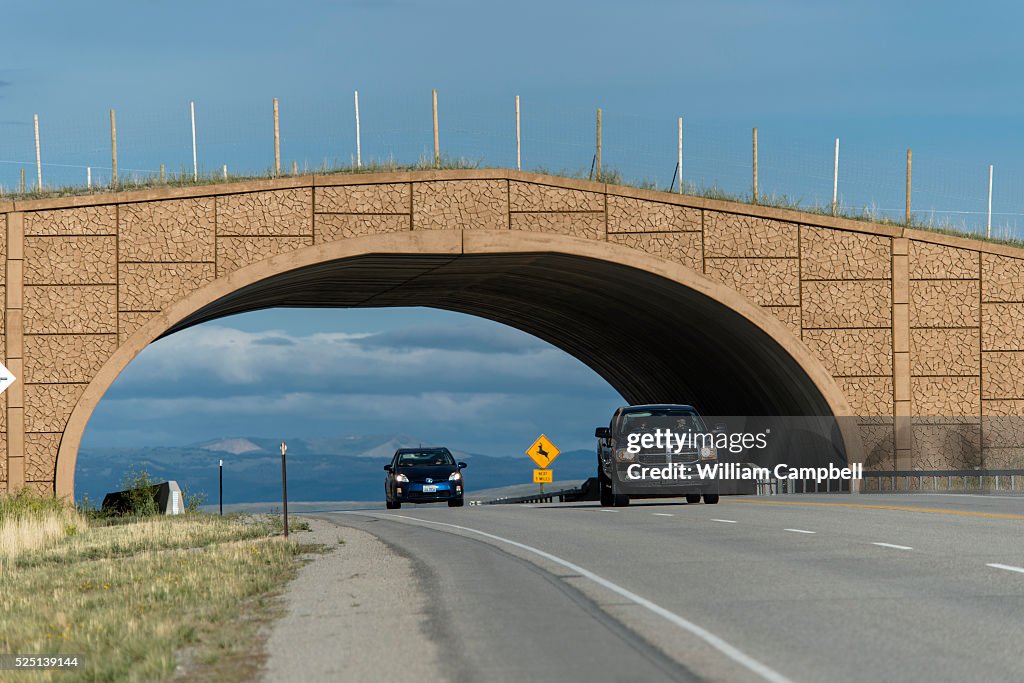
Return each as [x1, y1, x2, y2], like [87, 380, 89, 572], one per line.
[4, 0, 1023, 457]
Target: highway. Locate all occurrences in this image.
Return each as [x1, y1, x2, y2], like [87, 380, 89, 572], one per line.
[315, 494, 1024, 683]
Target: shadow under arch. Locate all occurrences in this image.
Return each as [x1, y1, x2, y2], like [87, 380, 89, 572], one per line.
[56, 230, 861, 498]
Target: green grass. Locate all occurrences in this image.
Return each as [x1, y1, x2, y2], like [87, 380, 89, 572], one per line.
[0, 491, 322, 683]
[3, 156, 1021, 249]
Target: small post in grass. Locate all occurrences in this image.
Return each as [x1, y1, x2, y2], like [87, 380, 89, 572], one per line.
[219, 459, 223, 516]
[20, 167, 25, 194]
[160, 163, 165, 182]
[87, 166, 92, 189]
[280, 441, 289, 537]
[595, 107, 602, 180]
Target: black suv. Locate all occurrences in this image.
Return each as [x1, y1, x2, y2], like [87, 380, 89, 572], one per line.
[595, 404, 720, 507]
[384, 447, 467, 509]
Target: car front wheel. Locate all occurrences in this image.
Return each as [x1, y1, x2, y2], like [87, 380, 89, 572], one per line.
[599, 470, 614, 507]
[386, 500, 401, 510]
[686, 494, 702, 504]
[448, 499, 464, 507]
[703, 494, 720, 504]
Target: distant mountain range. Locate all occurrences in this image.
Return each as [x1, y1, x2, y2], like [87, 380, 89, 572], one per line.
[76, 435, 597, 504]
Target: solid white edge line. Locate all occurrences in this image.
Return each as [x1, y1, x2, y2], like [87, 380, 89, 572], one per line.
[363, 512, 795, 683]
[711, 519, 737, 524]
[872, 542, 913, 550]
[987, 563, 1024, 574]
[783, 528, 816, 534]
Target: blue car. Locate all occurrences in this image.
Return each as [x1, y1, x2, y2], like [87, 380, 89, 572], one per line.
[384, 447, 467, 509]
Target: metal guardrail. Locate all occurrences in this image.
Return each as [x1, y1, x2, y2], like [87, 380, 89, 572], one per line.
[477, 487, 586, 506]
[756, 469, 1024, 495]
[476, 478, 600, 505]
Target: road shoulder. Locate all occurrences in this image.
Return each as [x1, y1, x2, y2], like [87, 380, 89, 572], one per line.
[259, 517, 443, 682]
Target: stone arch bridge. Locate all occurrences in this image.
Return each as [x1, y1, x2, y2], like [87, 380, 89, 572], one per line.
[0, 170, 1022, 498]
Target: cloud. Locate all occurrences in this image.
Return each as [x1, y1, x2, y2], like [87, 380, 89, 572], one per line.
[85, 317, 624, 452]
[354, 323, 546, 354]
[104, 323, 607, 399]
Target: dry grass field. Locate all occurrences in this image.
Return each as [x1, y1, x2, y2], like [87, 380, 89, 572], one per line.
[0, 491, 320, 682]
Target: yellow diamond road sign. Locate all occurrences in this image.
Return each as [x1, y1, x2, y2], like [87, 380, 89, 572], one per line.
[526, 434, 560, 469]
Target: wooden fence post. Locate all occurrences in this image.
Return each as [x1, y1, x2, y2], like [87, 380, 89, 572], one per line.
[110, 109, 118, 187]
[905, 148, 912, 225]
[432, 89, 440, 169]
[752, 127, 758, 204]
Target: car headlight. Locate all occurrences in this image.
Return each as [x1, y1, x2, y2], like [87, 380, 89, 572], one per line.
[615, 448, 636, 462]
[699, 446, 716, 460]
[395, 473, 409, 483]
[449, 471, 462, 481]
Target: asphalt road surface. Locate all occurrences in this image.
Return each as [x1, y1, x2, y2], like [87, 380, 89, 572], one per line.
[313, 493, 1024, 683]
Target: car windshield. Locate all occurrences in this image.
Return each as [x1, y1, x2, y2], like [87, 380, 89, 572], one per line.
[617, 410, 705, 435]
[397, 451, 455, 467]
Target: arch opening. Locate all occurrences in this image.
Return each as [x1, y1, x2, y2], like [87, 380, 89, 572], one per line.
[57, 232, 859, 498]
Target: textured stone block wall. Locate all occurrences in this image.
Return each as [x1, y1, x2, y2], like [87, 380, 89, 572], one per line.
[907, 241, 982, 468]
[981, 253, 1024, 468]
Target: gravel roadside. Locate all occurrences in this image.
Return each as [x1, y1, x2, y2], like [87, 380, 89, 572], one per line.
[259, 516, 444, 682]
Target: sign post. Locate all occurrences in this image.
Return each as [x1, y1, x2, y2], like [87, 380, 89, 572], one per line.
[219, 459, 223, 516]
[280, 441, 289, 538]
[526, 434, 560, 495]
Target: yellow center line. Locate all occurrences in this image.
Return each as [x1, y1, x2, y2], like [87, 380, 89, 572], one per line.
[728, 498, 1024, 520]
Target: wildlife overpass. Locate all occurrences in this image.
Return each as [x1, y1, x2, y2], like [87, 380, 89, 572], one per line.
[0, 170, 1021, 498]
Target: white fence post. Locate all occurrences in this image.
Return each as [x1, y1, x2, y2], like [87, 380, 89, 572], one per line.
[832, 137, 840, 215]
[33, 114, 42, 190]
[515, 95, 521, 171]
[987, 164, 993, 239]
[678, 116, 683, 194]
[354, 90, 362, 169]
[191, 100, 198, 181]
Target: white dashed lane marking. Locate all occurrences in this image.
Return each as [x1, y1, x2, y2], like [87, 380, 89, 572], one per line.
[711, 519, 737, 524]
[784, 528, 816, 534]
[652, 513, 674, 517]
[872, 542, 913, 551]
[987, 563, 1024, 575]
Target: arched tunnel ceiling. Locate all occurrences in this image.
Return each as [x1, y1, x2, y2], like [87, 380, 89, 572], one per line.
[166, 252, 834, 417]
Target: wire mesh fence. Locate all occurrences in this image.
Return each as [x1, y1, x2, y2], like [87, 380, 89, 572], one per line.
[1, 91, 1020, 242]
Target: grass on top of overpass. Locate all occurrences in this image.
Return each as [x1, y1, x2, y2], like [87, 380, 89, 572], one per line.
[4, 157, 1021, 249]
[0, 491, 322, 682]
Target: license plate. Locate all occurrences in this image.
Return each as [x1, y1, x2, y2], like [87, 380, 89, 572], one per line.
[422, 485, 437, 493]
